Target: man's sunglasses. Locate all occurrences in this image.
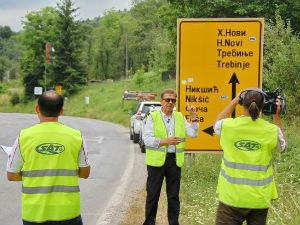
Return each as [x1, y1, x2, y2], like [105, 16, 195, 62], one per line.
[163, 98, 176, 103]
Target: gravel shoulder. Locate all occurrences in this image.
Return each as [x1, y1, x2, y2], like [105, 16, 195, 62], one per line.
[96, 129, 147, 225]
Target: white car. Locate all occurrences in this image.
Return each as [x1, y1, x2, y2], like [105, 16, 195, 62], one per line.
[130, 101, 161, 143]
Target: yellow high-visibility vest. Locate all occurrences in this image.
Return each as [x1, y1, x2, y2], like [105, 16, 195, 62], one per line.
[146, 110, 186, 167]
[217, 117, 278, 208]
[19, 122, 82, 222]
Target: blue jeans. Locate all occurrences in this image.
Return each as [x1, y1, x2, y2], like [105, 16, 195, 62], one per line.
[23, 215, 83, 225]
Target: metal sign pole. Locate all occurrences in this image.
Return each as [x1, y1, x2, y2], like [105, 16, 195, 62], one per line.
[188, 153, 192, 170]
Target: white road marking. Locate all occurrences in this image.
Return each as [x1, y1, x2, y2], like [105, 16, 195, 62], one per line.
[97, 136, 104, 144]
[85, 136, 104, 144]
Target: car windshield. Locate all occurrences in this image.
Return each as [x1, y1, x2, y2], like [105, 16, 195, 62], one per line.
[135, 103, 141, 113]
[142, 104, 161, 113]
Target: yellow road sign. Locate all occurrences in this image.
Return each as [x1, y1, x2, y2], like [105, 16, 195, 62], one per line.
[55, 85, 62, 95]
[177, 18, 264, 153]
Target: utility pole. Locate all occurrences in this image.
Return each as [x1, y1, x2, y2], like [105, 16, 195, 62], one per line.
[125, 33, 128, 78]
[44, 70, 47, 91]
[45, 43, 48, 92]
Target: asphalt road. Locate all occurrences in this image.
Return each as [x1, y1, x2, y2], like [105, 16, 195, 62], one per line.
[0, 113, 146, 225]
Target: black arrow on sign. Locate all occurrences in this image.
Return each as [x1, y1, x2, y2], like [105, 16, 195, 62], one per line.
[202, 126, 214, 136]
[229, 72, 240, 118]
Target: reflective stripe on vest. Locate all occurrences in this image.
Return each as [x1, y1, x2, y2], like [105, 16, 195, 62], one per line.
[145, 146, 165, 152]
[223, 157, 273, 172]
[22, 185, 80, 194]
[22, 169, 78, 177]
[221, 169, 273, 186]
[146, 146, 185, 153]
[175, 148, 185, 153]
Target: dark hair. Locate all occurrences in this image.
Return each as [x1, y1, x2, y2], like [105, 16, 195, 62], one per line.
[161, 88, 177, 99]
[38, 90, 64, 117]
[243, 91, 264, 121]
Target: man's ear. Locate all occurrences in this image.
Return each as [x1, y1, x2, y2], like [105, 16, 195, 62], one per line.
[35, 104, 40, 114]
[58, 107, 64, 116]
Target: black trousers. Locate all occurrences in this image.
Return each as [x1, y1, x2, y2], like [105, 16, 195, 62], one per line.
[23, 215, 83, 225]
[143, 153, 181, 225]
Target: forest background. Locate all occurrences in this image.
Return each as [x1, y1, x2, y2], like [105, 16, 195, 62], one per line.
[0, 0, 299, 116]
[0, 0, 299, 224]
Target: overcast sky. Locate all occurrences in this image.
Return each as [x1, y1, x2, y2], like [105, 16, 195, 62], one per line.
[0, 0, 132, 31]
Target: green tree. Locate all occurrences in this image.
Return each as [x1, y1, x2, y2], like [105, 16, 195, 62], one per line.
[79, 23, 94, 79]
[93, 10, 126, 80]
[52, 0, 87, 95]
[0, 26, 21, 80]
[21, 7, 58, 98]
[263, 14, 300, 116]
[0, 26, 13, 39]
[90, 0, 170, 81]
[167, 0, 300, 33]
[276, 0, 300, 34]
[164, 0, 300, 70]
[1, 34, 22, 61]
[0, 26, 14, 58]
[0, 33, 23, 81]
[0, 56, 10, 81]
[9, 65, 18, 80]
[129, 0, 169, 73]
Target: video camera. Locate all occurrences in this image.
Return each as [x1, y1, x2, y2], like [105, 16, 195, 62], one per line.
[262, 88, 286, 115]
[239, 88, 286, 115]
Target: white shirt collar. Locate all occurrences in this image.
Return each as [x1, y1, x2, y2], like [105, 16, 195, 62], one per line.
[160, 109, 173, 119]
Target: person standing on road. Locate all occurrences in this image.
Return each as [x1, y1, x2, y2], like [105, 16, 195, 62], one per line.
[7, 90, 91, 225]
[143, 88, 199, 225]
[214, 88, 286, 225]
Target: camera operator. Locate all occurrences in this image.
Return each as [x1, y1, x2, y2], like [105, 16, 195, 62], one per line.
[213, 88, 287, 225]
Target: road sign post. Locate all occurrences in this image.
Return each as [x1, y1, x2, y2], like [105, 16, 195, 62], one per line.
[34, 87, 43, 96]
[177, 18, 264, 153]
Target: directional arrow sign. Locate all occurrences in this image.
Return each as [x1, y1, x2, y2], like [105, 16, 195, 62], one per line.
[229, 72, 240, 118]
[202, 126, 215, 136]
[177, 18, 263, 153]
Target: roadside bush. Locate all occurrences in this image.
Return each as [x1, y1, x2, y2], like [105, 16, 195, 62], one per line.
[10, 92, 20, 105]
[0, 83, 4, 94]
[20, 93, 29, 104]
[263, 13, 300, 116]
[133, 67, 145, 87]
